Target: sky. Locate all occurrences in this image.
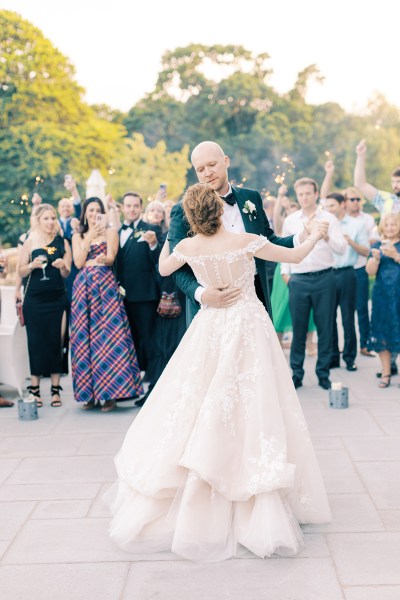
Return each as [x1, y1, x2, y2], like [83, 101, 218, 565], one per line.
[2, 0, 400, 114]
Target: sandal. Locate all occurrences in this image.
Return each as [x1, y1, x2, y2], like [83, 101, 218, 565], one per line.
[27, 385, 42, 407]
[100, 400, 116, 413]
[50, 385, 63, 407]
[81, 400, 96, 410]
[378, 374, 391, 388]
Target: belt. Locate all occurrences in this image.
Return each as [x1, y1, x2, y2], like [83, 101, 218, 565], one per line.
[292, 267, 333, 277]
[334, 266, 354, 271]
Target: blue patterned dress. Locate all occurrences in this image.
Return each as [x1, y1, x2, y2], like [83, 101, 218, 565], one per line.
[71, 241, 143, 404]
[368, 241, 400, 353]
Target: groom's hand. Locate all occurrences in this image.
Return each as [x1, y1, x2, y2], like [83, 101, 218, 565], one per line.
[202, 284, 241, 308]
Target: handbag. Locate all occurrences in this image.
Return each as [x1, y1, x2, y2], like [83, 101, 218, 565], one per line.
[16, 264, 32, 328]
[157, 291, 182, 318]
[16, 300, 25, 327]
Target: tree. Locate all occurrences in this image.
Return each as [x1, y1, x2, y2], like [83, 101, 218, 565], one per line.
[0, 10, 125, 242]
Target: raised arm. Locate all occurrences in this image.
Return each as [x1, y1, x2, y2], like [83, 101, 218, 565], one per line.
[254, 220, 328, 263]
[354, 140, 378, 201]
[320, 160, 335, 199]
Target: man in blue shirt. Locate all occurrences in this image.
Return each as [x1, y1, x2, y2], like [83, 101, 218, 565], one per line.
[325, 193, 370, 371]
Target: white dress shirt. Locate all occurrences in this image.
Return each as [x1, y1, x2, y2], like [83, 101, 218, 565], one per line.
[353, 212, 378, 269]
[120, 219, 141, 248]
[281, 209, 347, 275]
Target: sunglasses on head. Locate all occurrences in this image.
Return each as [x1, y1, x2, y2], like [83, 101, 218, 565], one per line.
[348, 197, 361, 202]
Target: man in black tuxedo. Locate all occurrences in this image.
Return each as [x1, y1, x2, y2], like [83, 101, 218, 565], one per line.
[169, 141, 306, 324]
[117, 192, 161, 403]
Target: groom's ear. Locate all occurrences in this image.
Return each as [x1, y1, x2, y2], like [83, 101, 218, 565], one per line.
[224, 155, 230, 169]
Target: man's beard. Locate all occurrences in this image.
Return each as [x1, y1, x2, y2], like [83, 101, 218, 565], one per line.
[394, 190, 400, 197]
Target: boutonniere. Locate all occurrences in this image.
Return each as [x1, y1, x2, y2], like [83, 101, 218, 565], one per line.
[242, 200, 257, 221]
[134, 230, 145, 238]
[118, 285, 126, 298]
[43, 246, 57, 255]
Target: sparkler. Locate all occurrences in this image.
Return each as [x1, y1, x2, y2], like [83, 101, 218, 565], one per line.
[273, 154, 296, 185]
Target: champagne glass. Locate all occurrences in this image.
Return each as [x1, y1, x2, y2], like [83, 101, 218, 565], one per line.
[37, 254, 49, 281]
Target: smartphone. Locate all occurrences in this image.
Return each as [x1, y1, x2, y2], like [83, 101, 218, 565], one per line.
[96, 214, 107, 229]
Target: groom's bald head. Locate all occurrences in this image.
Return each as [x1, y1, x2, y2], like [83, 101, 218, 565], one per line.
[191, 141, 230, 195]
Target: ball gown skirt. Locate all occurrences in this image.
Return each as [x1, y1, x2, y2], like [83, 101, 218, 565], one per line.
[105, 239, 331, 561]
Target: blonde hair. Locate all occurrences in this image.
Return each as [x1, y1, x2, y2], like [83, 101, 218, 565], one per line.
[34, 204, 60, 235]
[145, 200, 168, 234]
[182, 183, 223, 236]
[294, 177, 319, 193]
[378, 213, 400, 237]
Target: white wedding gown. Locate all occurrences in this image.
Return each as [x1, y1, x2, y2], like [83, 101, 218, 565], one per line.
[105, 237, 331, 561]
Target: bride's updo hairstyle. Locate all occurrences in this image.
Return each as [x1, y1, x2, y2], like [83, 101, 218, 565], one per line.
[182, 183, 224, 236]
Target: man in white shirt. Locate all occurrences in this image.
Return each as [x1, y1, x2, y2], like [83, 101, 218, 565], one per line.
[281, 178, 347, 389]
[344, 187, 379, 357]
[325, 193, 370, 372]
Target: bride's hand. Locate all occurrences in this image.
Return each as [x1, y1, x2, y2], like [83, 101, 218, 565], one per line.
[202, 284, 241, 308]
[308, 219, 329, 241]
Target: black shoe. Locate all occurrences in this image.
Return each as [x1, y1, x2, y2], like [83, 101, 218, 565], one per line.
[134, 386, 153, 408]
[319, 378, 331, 390]
[346, 364, 358, 372]
[292, 376, 303, 389]
[376, 366, 398, 378]
[329, 361, 340, 369]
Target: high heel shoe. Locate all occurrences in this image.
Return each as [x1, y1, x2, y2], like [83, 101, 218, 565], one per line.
[50, 385, 63, 407]
[378, 374, 391, 388]
[27, 385, 42, 407]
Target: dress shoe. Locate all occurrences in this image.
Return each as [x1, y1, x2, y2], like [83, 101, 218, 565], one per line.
[360, 348, 376, 357]
[329, 360, 340, 369]
[346, 364, 358, 372]
[292, 377, 303, 389]
[318, 378, 331, 390]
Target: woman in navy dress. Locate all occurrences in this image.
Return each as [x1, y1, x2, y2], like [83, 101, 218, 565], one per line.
[366, 213, 400, 388]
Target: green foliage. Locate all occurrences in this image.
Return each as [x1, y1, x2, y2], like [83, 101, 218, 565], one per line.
[106, 134, 190, 202]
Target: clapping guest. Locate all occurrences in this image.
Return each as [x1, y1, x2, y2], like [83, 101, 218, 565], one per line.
[116, 193, 161, 405]
[18, 204, 71, 407]
[366, 213, 400, 388]
[71, 198, 143, 411]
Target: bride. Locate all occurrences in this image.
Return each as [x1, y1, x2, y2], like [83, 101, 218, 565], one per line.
[105, 183, 331, 561]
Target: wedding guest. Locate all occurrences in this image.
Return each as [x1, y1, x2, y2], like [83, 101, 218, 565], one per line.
[18, 204, 72, 407]
[281, 178, 347, 389]
[143, 200, 186, 400]
[366, 213, 400, 388]
[71, 197, 143, 412]
[58, 195, 81, 303]
[168, 141, 309, 325]
[344, 187, 379, 357]
[325, 193, 369, 371]
[0, 255, 13, 407]
[354, 140, 399, 375]
[116, 192, 161, 403]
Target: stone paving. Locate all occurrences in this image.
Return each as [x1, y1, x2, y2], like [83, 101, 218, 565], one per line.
[0, 353, 399, 600]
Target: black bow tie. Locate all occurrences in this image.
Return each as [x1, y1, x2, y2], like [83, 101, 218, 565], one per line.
[221, 192, 236, 206]
[121, 223, 133, 231]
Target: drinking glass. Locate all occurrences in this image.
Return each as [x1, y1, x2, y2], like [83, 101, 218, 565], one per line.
[36, 254, 49, 281]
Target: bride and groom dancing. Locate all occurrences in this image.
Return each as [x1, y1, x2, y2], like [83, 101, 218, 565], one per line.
[105, 141, 331, 561]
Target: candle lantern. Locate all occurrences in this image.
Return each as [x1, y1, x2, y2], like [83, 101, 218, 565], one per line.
[329, 385, 349, 409]
[18, 393, 39, 420]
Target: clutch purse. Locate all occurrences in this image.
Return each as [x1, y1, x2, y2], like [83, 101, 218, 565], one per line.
[157, 291, 182, 319]
[16, 300, 25, 327]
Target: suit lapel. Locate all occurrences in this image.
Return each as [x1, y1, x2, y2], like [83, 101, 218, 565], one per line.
[232, 187, 258, 233]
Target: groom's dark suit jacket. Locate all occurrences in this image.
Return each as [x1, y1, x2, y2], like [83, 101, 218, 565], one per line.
[168, 185, 294, 324]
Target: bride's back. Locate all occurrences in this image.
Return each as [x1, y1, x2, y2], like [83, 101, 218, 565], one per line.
[175, 231, 264, 292]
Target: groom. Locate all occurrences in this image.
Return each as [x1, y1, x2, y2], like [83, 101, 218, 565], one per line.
[169, 141, 304, 324]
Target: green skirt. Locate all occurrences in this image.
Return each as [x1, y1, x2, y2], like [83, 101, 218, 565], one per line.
[271, 265, 316, 333]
